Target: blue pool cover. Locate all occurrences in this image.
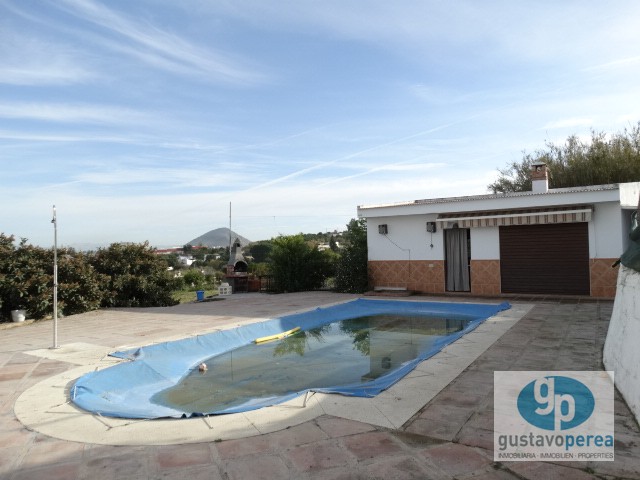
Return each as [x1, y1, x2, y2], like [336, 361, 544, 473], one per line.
[71, 298, 510, 418]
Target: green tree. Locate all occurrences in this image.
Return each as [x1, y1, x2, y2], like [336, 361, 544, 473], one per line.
[248, 262, 270, 276]
[269, 235, 334, 293]
[489, 123, 640, 193]
[334, 218, 369, 293]
[248, 240, 273, 263]
[164, 253, 180, 269]
[90, 242, 180, 308]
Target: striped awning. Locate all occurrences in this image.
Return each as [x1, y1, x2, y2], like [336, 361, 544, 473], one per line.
[435, 205, 593, 228]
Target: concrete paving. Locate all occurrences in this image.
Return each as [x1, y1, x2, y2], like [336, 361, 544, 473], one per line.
[13, 298, 530, 446]
[1, 292, 639, 479]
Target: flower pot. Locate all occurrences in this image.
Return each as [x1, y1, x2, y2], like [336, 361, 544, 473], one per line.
[11, 309, 26, 323]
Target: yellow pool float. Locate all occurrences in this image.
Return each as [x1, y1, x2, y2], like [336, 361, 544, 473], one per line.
[254, 326, 301, 344]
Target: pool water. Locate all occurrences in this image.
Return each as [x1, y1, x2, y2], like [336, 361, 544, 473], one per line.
[71, 299, 510, 418]
[152, 313, 470, 414]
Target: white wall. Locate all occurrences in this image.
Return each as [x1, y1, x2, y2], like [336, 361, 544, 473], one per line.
[619, 182, 640, 208]
[470, 227, 500, 259]
[590, 202, 625, 258]
[367, 215, 444, 261]
[603, 266, 640, 425]
[367, 216, 503, 261]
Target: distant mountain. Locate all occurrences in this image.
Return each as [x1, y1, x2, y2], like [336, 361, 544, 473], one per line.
[186, 228, 251, 248]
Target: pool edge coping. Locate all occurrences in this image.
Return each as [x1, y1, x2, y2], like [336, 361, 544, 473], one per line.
[14, 301, 534, 446]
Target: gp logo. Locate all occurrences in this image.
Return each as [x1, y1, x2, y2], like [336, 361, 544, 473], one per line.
[517, 375, 595, 431]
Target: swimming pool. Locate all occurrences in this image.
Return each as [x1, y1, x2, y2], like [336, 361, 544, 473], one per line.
[71, 298, 510, 419]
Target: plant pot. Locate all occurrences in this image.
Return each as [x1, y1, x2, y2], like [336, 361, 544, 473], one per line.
[11, 309, 26, 323]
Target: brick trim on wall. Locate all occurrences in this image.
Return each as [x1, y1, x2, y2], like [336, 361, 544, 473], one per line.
[470, 260, 501, 296]
[368, 260, 444, 294]
[369, 258, 617, 298]
[590, 258, 619, 298]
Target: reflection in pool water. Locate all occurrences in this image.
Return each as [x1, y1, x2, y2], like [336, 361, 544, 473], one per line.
[152, 314, 469, 414]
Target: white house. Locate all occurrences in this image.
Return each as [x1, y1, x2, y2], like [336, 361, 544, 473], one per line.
[177, 255, 195, 267]
[357, 164, 640, 298]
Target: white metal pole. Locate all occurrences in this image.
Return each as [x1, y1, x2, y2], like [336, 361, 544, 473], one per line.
[51, 205, 59, 349]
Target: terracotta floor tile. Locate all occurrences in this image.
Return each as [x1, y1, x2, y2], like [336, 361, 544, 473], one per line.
[156, 443, 212, 469]
[10, 462, 80, 480]
[421, 443, 492, 477]
[223, 453, 289, 480]
[287, 439, 355, 472]
[342, 432, 403, 461]
[214, 435, 271, 459]
[361, 454, 443, 480]
[21, 439, 84, 469]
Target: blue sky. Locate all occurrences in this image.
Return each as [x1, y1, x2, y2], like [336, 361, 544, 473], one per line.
[2, 1, 640, 248]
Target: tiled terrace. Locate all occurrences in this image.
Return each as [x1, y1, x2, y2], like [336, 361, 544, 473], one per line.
[1, 292, 639, 479]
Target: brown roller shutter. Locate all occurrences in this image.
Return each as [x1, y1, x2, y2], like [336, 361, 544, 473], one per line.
[499, 223, 590, 295]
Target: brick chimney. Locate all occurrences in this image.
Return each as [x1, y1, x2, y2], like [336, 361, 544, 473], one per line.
[531, 162, 549, 193]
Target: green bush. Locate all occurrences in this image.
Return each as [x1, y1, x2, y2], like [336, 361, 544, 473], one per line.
[172, 275, 186, 291]
[0, 234, 106, 321]
[182, 269, 206, 290]
[249, 262, 271, 276]
[0, 236, 52, 320]
[90, 242, 180, 308]
[57, 252, 107, 315]
[269, 234, 334, 293]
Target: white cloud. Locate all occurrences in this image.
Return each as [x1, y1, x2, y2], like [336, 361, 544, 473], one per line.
[0, 29, 93, 86]
[206, 1, 640, 68]
[542, 117, 595, 130]
[72, 167, 243, 189]
[52, 0, 267, 84]
[0, 102, 154, 125]
[0, 130, 137, 144]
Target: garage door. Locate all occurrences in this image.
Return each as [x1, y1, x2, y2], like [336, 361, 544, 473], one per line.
[499, 223, 590, 295]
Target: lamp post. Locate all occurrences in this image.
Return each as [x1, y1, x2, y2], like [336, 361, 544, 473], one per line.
[51, 205, 59, 349]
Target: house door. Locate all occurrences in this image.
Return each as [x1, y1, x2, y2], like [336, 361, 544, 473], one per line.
[445, 228, 470, 292]
[499, 223, 590, 295]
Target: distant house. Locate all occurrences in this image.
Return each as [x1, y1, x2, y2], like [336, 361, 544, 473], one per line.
[177, 255, 195, 267]
[317, 242, 340, 251]
[155, 247, 182, 255]
[357, 164, 640, 298]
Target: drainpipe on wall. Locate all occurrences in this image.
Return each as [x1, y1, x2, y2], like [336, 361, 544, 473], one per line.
[531, 162, 549, 193]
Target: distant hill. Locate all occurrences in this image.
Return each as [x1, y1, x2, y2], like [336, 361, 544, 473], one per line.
[186, 228, 251, 248]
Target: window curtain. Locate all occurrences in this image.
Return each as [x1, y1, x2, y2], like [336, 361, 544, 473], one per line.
[446, 229, 470, 291]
